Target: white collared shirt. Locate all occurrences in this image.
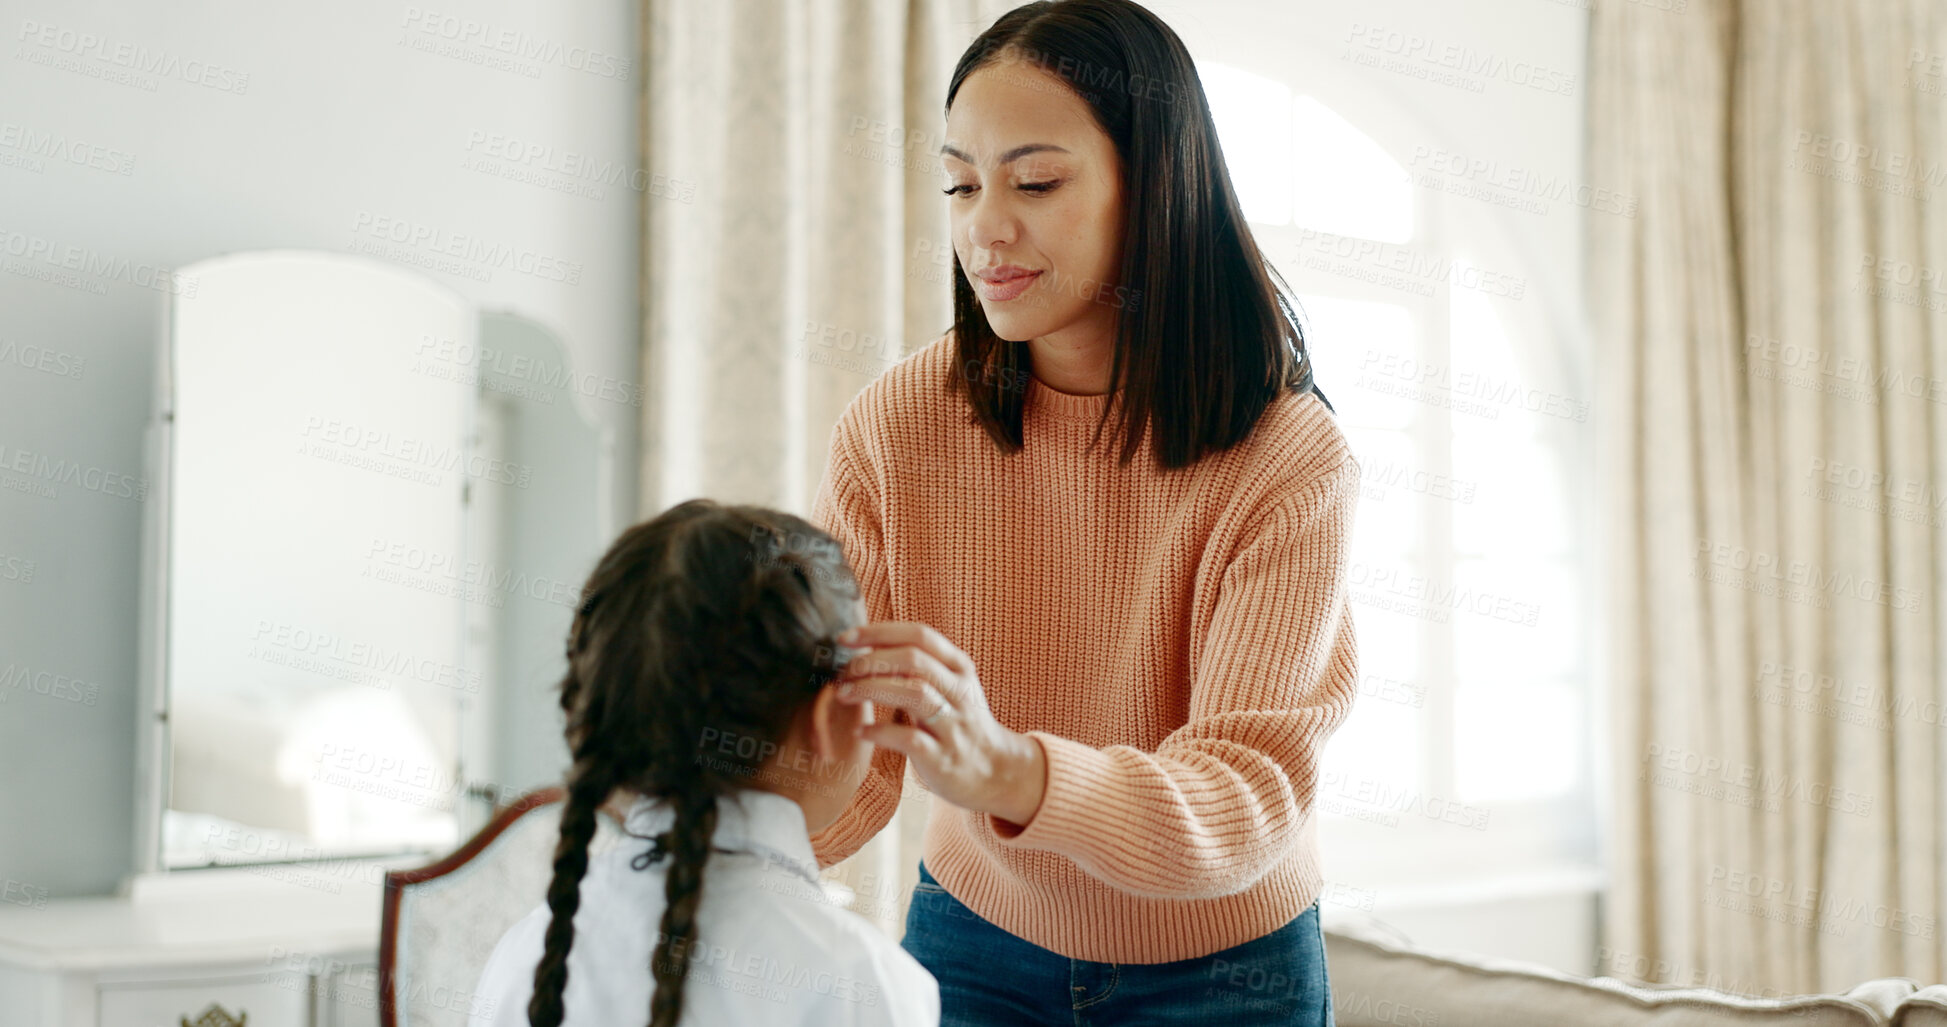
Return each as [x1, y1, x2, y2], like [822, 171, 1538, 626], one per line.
[470, 789, 939, 1027]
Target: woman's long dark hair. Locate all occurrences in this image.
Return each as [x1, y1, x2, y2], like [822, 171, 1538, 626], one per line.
[944, 0, 1331, 471]
[526, 498, 863, 1027]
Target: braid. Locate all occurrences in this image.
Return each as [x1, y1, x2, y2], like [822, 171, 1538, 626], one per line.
[527, 749, 617, 1027]
[647, 787, 719, 1027]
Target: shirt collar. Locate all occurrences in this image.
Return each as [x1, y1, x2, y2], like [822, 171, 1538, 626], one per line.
[618, 789, 821, 887]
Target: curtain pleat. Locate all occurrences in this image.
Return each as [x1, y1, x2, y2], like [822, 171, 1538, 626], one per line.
[1595, 0, 1947, 995]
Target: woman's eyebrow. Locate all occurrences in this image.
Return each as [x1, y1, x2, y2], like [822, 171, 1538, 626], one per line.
[938, 143, 1072, 165]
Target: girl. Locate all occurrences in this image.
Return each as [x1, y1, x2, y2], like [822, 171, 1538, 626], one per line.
[470, 498, 941, 1026]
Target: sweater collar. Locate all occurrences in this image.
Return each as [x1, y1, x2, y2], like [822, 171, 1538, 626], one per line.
[1023, 373, 1122, 423]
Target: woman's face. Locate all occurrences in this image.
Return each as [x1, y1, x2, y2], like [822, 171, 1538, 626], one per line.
[941, 56, 1124, 346]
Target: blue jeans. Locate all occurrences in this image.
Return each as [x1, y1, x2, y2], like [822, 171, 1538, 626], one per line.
[900, 862, 1333, 1026]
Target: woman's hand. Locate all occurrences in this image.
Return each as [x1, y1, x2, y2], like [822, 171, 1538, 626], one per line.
[832, 622, 1047, 827]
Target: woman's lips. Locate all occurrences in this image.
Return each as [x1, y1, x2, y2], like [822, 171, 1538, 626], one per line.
[976, 270, 1041, 302]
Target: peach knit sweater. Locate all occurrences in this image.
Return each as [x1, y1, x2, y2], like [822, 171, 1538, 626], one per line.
[807, 335, 1361, 964]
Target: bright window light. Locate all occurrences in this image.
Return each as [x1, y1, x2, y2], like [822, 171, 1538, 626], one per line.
[1198, 50, 1588, 868]
[1290, 96, 1413, 243]
[1200, 62, 1294, 225]
[1321, 680, 1426, 803]
[1453, 432, 1573, 557]
[1200, 63, 1414, 242]
[1346, 428, 1423, 555]
[1294, 293, 1418, 431]
[1454, 559, 1580, 682]
[1448, 265, 1522, 390]
[1454, 681, 1580, 803]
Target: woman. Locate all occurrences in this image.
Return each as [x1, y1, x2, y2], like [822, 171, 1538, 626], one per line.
[808, 1, 1360, 1024]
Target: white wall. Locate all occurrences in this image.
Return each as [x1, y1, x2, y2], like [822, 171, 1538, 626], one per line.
[0, 0, 641, 897]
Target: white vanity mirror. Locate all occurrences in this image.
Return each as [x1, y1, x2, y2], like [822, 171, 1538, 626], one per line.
[133, 250, 604, 881]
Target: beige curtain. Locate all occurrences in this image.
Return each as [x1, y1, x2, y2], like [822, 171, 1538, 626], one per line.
[638, 0, 1010, 939]
[1593, 0, 1947, 996]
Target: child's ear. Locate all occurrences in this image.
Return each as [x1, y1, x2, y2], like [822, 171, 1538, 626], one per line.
[808, 686, 841, 762]
[808, 685, 869, 763]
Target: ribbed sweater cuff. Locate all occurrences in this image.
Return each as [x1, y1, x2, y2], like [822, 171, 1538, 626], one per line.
[988, 731, 1114, 855]
[809, 757, 899, 868]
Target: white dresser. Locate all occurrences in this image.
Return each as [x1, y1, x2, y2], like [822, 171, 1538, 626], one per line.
[0, 866, 389, 1027]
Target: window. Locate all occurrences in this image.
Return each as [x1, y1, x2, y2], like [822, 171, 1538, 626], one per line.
[1201, 61, 1596, 884]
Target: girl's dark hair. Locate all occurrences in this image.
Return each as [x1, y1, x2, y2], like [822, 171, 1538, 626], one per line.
[526, 498, 863, 1027]
[944, 0, 1332, 471]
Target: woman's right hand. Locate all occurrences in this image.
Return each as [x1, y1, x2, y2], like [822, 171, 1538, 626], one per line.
[834, 621, 1048, 828]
